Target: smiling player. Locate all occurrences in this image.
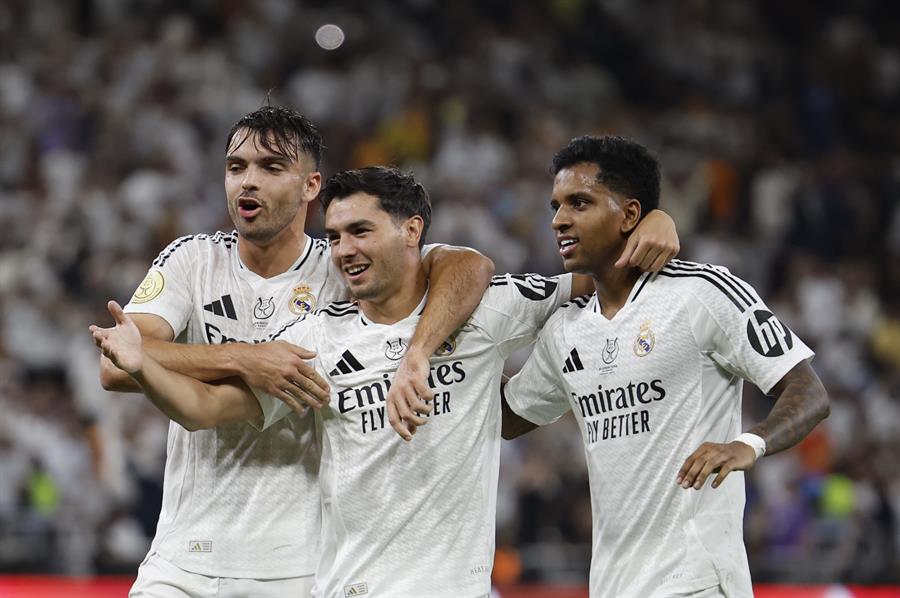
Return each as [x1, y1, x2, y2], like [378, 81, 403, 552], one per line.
[502, 135, 830, 598]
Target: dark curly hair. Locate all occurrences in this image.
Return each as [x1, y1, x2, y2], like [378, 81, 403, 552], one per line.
[226, 106, 323, 169]
[319, 166, 431, 248]
[552, 135, 660, 218]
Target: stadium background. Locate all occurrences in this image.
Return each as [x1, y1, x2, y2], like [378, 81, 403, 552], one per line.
[1, 0, 899, 596]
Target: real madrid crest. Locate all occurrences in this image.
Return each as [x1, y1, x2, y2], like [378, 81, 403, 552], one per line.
[289, 283, 316, 315]
[131, 270, 165, 304]
[434, 332, 459, 356]
[633, 321, 655, 357]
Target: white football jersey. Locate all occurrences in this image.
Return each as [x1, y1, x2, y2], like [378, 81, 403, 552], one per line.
[255, 273, 573, 598]
[124, 231, 345, 578]
[505, 260, 814, 598]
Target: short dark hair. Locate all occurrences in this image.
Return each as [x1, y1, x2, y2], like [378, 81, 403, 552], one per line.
[319, 166, 432, 248]
[552, 135, 660, 217]
[226, 106, 323, 169]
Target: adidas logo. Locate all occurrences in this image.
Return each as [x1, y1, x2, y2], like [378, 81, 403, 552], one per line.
[562, 348, 584, 373]
[203, 295, 237, 320]
[329, 350, 365, 376]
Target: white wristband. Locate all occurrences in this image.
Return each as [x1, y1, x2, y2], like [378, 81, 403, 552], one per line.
[734, 433, 766, 461]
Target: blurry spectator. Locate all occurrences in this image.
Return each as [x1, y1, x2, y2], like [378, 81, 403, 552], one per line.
[0, 0, 897, 584]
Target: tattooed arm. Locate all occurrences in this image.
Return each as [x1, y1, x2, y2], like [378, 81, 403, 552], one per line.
[750, 360, 830, 454]
[677, 360, 829, 490]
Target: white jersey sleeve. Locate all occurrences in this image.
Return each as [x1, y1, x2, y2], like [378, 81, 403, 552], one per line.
[250, 314, 321, 431]
[471, 273, 572, 358]
[123, 235, 196, 336]
[504, 316, 571, 425]
[683, 264, 814, 393]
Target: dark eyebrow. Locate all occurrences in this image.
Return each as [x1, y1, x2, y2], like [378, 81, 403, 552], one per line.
[259, 156, 290, 165]
[566, 192, 594, 202]
[345, 219, 376, 229]
[224, 154, 292, 164]
[325, 219, 377, 236]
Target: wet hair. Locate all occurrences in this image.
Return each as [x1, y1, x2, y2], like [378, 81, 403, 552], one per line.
[319, 166, 431, 248]
[552, 135, 660, 217]
[225, 106, 323, 168]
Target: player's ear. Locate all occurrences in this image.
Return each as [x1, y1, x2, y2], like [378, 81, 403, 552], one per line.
[620, 198, 642, 235]
[302, 171, 322, 204]
[404, 215, 424, 248]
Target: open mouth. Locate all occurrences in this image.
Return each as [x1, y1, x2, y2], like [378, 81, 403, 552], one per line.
[558, 237, 579, 258]
[238, 197, 263, 219]
[343, 263, 370, 281]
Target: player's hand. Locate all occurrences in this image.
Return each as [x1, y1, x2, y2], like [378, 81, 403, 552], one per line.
[90, 301, 144, 374]
[234, 341, 330, 414]
[615, 209, 679, 272]
[676, 441, 757, 490]
[386, 348, 434, 441]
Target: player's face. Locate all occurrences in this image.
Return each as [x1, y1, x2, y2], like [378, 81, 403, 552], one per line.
[224, 129, 319, 244]
[550, 163, 630, 275]
[325, 193, 416, 301]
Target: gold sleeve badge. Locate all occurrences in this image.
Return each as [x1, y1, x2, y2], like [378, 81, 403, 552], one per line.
[131, 270, 165, 304]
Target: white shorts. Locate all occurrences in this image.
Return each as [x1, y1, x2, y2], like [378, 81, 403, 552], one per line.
[130, 552, 314, 598]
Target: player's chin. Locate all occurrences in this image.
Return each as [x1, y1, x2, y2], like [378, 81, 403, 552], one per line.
[559, 255, 581, 273]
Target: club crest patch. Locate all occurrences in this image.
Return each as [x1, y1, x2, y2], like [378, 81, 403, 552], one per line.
[633, 321, 655, 357]
[434, 332, 459, 356]
[131, 270, 165, 304]
[289, 284, 316, 315]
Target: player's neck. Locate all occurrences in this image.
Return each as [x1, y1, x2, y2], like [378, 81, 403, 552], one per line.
[238, 226, 308, 279]
[592, 265, 642, 319]
[359, 268, 427, 325]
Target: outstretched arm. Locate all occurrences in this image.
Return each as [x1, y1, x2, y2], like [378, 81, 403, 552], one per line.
[99, 315, 329, 409]
[616, 209, 680, 271]
[387, 245, 494, 440]
[677, 360, 829, 490]
[92, 302, 262, 431]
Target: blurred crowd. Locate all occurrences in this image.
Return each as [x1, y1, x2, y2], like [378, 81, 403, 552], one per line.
[1, 0, 898, 584]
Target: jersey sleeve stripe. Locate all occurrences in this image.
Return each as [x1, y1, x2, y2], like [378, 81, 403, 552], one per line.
[657, 270, 747, 312]
[152, 231, 237, 268]
[665, 261, 755, 307]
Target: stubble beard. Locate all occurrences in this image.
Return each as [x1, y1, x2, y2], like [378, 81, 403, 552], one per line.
[229, 200, 299, 244]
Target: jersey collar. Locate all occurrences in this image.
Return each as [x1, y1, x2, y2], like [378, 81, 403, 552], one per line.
[592, 271, 654, 314]
[358, 288, 428, 327]
[235, 233, 314, 277]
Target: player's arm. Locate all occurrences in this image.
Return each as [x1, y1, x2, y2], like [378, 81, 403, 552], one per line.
[92, 302, 262, 431]
[99, 316, 329, 409]
[568, 209, 679, 296]
[677, 361, 829, 490]
[615, 208, 679, 271]
[501, 381, 538, 439]
[751, 360, 830, 453]
[387, 245, 494, 441]
[500, 325, 571, 440]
